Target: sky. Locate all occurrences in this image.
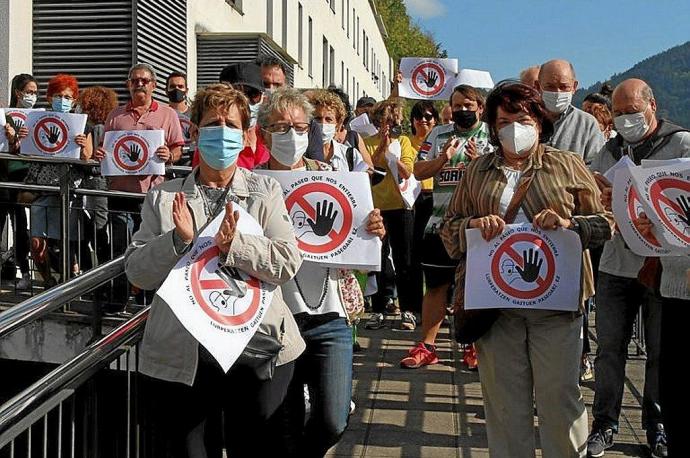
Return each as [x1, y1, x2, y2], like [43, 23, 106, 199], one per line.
[402, 0, 690, 88]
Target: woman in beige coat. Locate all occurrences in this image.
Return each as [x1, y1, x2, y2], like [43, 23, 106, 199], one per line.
[124, 84, 304, 457]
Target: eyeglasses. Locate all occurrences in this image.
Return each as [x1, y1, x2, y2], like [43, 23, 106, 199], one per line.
[414, 113, 435, 122]
[263, 122, 310, 134]
[129, 78, 153, 86]
[53, 94, 75, 101]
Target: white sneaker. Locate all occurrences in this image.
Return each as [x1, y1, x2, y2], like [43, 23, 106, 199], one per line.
[16, 273, 31, 290]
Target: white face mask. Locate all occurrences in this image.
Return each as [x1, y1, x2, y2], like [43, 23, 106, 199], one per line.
[249, 102, 261, 128]
[318, 122, 337, 144]
[270, 128, 310, 166]
[498, 122, 538, 156]
[614, 111, 649, 143]
[541, 90, 572, 114]
[19, 93, 37, 108]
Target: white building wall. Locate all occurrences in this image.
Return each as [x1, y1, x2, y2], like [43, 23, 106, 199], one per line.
[189, 0, 391, 105]
[0, 0, 32, 106]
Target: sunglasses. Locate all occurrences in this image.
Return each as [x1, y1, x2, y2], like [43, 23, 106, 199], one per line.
[414, 113, 435, 122]
[129, 78, 153, 86]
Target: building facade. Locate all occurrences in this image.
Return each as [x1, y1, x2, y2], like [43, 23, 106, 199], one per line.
[0, 0, 392, 108]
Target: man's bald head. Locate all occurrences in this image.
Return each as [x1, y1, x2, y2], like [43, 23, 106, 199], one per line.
[519, 66, 540, 88]
[537, 59, 578, 92]
[611, 78, 657, 142]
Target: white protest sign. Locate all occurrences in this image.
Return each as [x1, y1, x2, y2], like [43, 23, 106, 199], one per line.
[456, 69, 494, 89]
[641, 158, 690, 168]
[0, 109, 8, 152]
[4, 108, 45, 131]
[464, 224, 582, 311]
[603, 155, 635, 182]
[101, 130, 165, 176]
[348, 113, 378, 138]
[157, 203, 275, 372]
[399, 58, 458, 100]
[629, 162, 690, 253]
[257, 171, 382, 270]
[22, 111, 87, 158]
[612, 164, 673, 256]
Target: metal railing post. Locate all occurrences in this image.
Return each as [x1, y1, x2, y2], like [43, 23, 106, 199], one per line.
[60, 166, 71, 287]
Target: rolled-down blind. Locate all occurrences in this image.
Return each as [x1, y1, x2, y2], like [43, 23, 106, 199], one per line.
[197, 34, 295, 89]
[33, 0, 134, 103]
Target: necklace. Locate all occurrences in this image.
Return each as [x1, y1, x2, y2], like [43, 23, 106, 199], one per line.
[198, 184, 232, 219]
[293, 268, 331, 311]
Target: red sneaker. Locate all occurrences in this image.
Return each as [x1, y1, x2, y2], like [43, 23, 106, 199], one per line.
[463, 345, 478, 371]
[400, 342, 439, 369]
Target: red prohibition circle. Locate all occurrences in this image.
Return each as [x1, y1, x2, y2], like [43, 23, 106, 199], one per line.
[490, 233, 556, 300]
[411, 62, 446, 97]
[113, 135, 149, 172]
[7, 111, 27, 124]
[627, 186, 662, 247]
[32, 116, 68, 154]
[190, 245, 262, 326]
[649, 177, 690, 243]
[284, 182, 354, 254]
[179, 118, 192, 140]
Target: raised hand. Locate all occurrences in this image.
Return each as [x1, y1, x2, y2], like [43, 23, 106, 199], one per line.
[516, 249, 543, 283]
[127, 143, 141, 162]
[676, 195, 690, 225]
[172, 192, 194, 244]
[215, 202, 240, 254]
[307, 200, 338, 236]
[47, 126, 61, 144]
[423, 70, 439, 88]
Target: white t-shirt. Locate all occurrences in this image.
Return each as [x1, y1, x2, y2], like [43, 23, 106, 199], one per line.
[327, 140, 367, 172]
[281, 262, 345, 318]
[498, 167, 529, 224]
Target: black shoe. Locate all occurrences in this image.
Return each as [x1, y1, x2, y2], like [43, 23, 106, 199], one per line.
[648, 425, 668, 458]
[587, 427, 614, 457]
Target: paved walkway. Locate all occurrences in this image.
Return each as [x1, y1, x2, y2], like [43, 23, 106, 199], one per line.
[328, 313, 649, 457]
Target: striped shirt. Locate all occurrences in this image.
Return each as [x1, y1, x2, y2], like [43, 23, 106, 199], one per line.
[440, 144, 614, 306]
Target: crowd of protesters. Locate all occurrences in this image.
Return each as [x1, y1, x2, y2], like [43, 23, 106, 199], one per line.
[0, 54, 687, 458]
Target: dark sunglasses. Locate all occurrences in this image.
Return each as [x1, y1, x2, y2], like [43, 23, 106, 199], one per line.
[414, 113, 435, 122]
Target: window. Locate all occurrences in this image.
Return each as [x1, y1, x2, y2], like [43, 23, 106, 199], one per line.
[329, 46, 335, 85]
[346, 68, 350, 96]
[298, 3, 303, 65]
[341, 61, 344, 87]
[330, 0, 336, 13]
[352, 76, 355, 105]
[346, 0, 350, 36]
[362, 32, 367, 67]
[341, 0, 345, 29]
[308, 16, 313, 76]
[356, 16, 360, 54]
[281, 0, 288, 49]
[267, 0, 273, 36]
[352, 9, 356, 47]
[226, 0, 243, 13]
[322, 37, 329, 87]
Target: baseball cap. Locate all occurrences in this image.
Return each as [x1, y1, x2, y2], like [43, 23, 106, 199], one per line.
[219, 62, 264, 92]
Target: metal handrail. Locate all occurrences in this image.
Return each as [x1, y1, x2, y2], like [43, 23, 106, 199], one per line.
[0, 307, 149, 448]
[0, 256, 125, 339]
[0, 152, 193, 174]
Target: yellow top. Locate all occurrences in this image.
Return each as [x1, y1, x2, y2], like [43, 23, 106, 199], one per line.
[409, 135, 434, 191]
[364, 134, 416, 211]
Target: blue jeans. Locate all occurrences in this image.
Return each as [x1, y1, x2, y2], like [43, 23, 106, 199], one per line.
[281, 318, 353, 457]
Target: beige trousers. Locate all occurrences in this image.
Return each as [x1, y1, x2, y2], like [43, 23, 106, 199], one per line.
[475, 309, 588, 458]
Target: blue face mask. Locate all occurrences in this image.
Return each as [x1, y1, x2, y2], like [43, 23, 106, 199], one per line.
[198, 126, 244, 170]
[52, 96, 73, 113]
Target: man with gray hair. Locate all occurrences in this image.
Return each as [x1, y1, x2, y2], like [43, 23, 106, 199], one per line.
[536, 59, 605, 162]
[586, 78, 690, 458]
[94, 62, 185, 313]
[519, 65, 540, 88]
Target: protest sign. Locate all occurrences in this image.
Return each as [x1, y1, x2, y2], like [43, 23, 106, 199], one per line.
[4, 108, 45, 131]
[157, 203, 275, 372]
[101, 130, 165, 176]
[629, 162, 690, 253]
[348, 113, 378, 138]
[257, 171, 382, 270]
[456, 69, 494, 89]
[612, 163, 673, 256]
[22, 111, 87, 158]
[0, 109, 7, 152]
[464, 224, 582, 311]
[384, 140, 420, 209]
[399, 58, 458, 100]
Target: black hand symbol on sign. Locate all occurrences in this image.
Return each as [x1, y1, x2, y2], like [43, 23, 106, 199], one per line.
[47, 126, 61, 144]
[676, 195, 690, 226]
[423, 70, 439, 88]
[307, 200, 338, 236]
[15, 120, 24, 130]
[516, 249, 543, 283]
[127, 144, 141, 162]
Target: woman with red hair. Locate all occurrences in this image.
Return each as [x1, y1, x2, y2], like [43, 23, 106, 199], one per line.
[25, 74, 92, 287]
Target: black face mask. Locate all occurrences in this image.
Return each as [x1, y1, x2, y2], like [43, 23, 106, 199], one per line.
[167, 88, 186, 103]
[452, 110, 477, 129]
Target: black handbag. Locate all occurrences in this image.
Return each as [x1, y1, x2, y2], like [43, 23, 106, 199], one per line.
[236, 328, 284, 381]
[454, 165, 536, 344]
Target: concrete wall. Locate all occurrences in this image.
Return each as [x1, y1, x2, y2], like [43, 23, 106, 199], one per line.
[0, 0, 32, 106]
